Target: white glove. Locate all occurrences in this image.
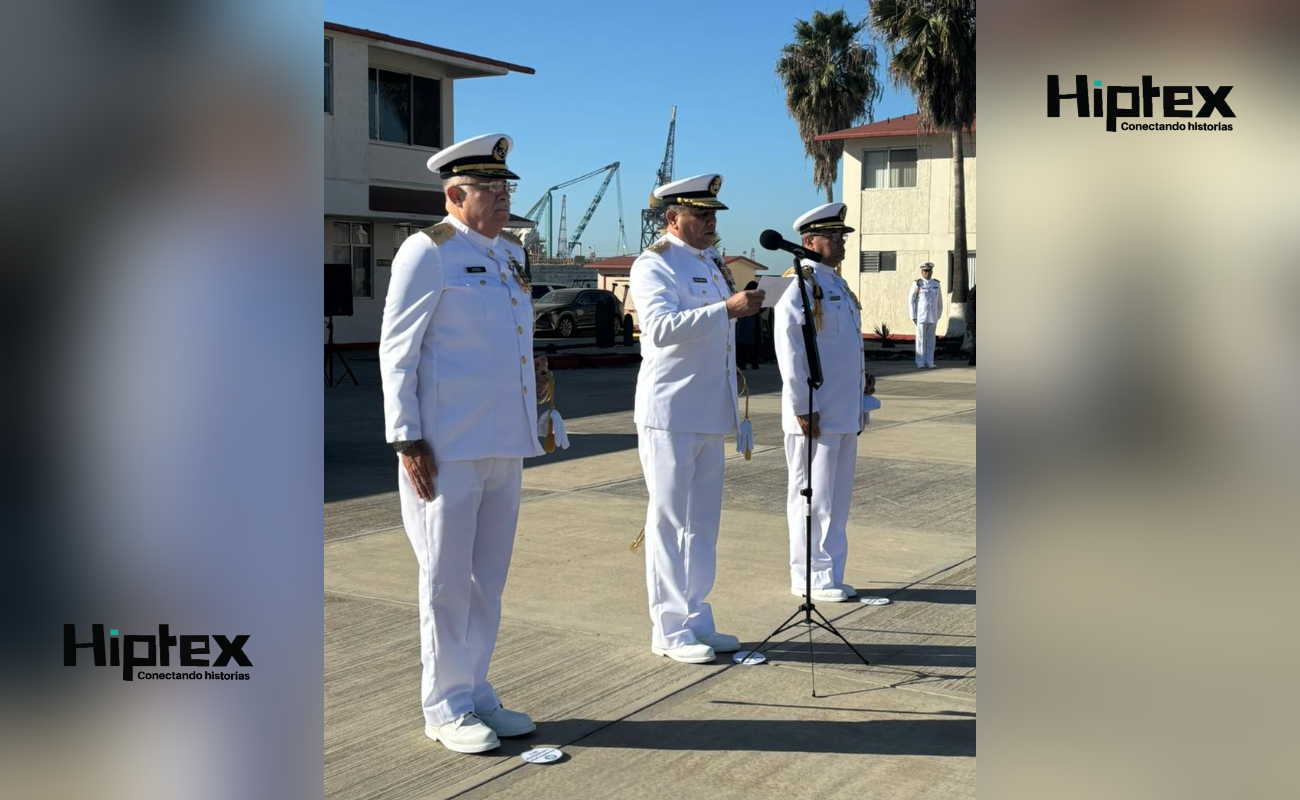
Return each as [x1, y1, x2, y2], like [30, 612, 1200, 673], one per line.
[861, 395, 882, 426]
[736, 419, 754, 458]
[537, 409, 571, 450]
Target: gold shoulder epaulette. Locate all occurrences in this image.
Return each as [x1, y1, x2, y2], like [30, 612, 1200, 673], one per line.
[499, 230, 522, 246]
[782, 266, 815, 279]
[422, 223, 455, 246]
[645, 239, 671, 255]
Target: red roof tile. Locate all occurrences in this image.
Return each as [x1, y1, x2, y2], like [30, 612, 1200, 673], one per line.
[814, 113, 975, 141]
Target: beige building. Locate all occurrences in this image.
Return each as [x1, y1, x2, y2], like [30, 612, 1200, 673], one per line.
[324, 22, 534, 345]
[815, 114, 976, 339]
[585, 255, 769, 331]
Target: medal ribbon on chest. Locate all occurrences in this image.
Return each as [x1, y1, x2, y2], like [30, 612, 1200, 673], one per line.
[711, 256, 737, 295]
[507, 254, 531, 295]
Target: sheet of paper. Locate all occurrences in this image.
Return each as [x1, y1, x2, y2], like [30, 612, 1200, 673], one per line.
[756, 276, 793, 308]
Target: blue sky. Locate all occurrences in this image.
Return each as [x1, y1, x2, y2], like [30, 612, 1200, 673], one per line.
[325, 0, 917, 269]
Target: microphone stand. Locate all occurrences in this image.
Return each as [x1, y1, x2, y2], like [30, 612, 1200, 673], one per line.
[742, 254, 870, 696]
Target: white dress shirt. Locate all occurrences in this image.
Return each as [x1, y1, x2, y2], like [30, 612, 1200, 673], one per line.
[909, 277, 944, 324]
[630, 233, 739, 434]
[774, 259, 866, 435]
[379, 216, 542, 460]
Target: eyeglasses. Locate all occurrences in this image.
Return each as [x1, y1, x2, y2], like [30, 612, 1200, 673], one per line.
[810, 234, 847, 244]
[458, 180, 514, 196]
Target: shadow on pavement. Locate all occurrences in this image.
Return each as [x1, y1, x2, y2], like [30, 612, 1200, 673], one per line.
[532, 717, 975, 757]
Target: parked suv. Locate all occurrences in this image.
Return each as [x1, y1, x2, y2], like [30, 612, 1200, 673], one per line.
[531, 282, 567, 301]
[534, 288, 623, 338]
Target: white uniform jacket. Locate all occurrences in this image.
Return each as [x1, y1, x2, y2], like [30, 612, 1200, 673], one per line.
[630, 233, 739, 434]
[909, 277, 944, 324]
[774, 260, 866, 435]
[379, 217, 543, 460]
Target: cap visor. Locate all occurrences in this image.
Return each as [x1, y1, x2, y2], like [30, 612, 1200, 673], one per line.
[682, 199, 727, 210]
[454, 167, 520, 180]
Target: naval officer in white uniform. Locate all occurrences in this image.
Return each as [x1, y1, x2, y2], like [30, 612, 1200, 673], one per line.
[380, 133, 548, 754]
[774, 203, 876, 603]
[630, 174, 765, 664]
[909, 261, 943, 369]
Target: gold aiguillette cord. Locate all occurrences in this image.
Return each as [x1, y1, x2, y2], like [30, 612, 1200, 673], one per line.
[541, 369, 556, 453]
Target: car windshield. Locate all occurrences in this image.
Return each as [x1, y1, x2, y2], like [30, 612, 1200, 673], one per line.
[538, 289, 583, 304]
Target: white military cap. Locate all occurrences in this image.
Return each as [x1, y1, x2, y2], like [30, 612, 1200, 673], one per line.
[919, 261, 935, 270]
[793, 202, 855, 235]
[653, 173, 728, 210]
[426, 133, 519, 180]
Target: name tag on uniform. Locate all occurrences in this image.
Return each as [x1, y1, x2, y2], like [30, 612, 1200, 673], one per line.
[830, 295, 842, 301]
[465, 266, 486, 273]
[693, 277, 708, 283]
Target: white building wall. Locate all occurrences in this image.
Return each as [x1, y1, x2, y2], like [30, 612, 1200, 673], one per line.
[842, 132, 976, 338]
[324, 30, 473, 344]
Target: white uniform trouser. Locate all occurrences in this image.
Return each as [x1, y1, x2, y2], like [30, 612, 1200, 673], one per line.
[784, 433, 858, 590]
[915, 322, 937, 367]
[398, 456, 522, 726]
[637, 426, 724, 649]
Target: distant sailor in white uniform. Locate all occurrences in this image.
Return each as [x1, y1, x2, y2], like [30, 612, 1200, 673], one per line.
[630, 173, 765, 664]
[909, 261, 943, 369]
[774, 202, 876, 603]
[379, 133, 550, 754]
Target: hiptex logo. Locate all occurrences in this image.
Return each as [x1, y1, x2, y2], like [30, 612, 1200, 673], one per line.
[64, 624, 253, 682]
[1048, 75, 1235, 132]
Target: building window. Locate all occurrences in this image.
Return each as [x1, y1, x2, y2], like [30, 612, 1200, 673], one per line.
[368, 68, 441, 147]
[859, 251, 897, 273]
[863, 148, 917, 189]
[331, 221, 373, 298]
[393, 224, 417, 252]
[947, 250, 976, 290]
[324, 38, 333, 114]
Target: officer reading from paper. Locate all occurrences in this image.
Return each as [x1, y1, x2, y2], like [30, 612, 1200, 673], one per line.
[630, 173, 764, 664]
[774, 202, 876, 603]
[379, 133, 554, 754]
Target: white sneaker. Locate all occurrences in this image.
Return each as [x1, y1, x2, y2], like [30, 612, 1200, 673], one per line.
[791, 587, 849, 603]
[478, 705, 536, 737]
[424, 713, 500, 754]
[696, 632, 740, 653]
[836, 583, 858, 598]
[651, 642, 716, 663]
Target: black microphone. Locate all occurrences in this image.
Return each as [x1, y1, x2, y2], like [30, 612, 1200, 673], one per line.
[759, 229, 812, 260]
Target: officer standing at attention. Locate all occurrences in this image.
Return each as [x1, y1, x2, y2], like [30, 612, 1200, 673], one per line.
[909, 261, 943, 369]
[774, 203, 876, 603]
[630, 174, 764, 664]
[379, 133, 549, 754]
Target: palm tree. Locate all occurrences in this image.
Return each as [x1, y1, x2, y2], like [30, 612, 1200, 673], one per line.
[776, 10, 883, 203]
[870, 0, 976, 338]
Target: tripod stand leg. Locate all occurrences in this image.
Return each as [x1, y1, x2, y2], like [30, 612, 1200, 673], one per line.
[333, 347, 358, 386]
[741, 606, 806, 662]
[808, 605, 872, 667]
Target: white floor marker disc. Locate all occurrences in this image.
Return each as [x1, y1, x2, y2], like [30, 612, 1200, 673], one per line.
[733, 651, 767, 665]
[859, 597, 891, 606]
[521, 747, 563, 764]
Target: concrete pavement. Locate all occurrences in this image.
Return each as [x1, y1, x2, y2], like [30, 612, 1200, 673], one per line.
[325, 352, 976, 799]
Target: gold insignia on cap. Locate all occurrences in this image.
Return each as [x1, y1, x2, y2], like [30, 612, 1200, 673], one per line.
[493, 138, 508, 161]
[708, 176, 722, 195]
